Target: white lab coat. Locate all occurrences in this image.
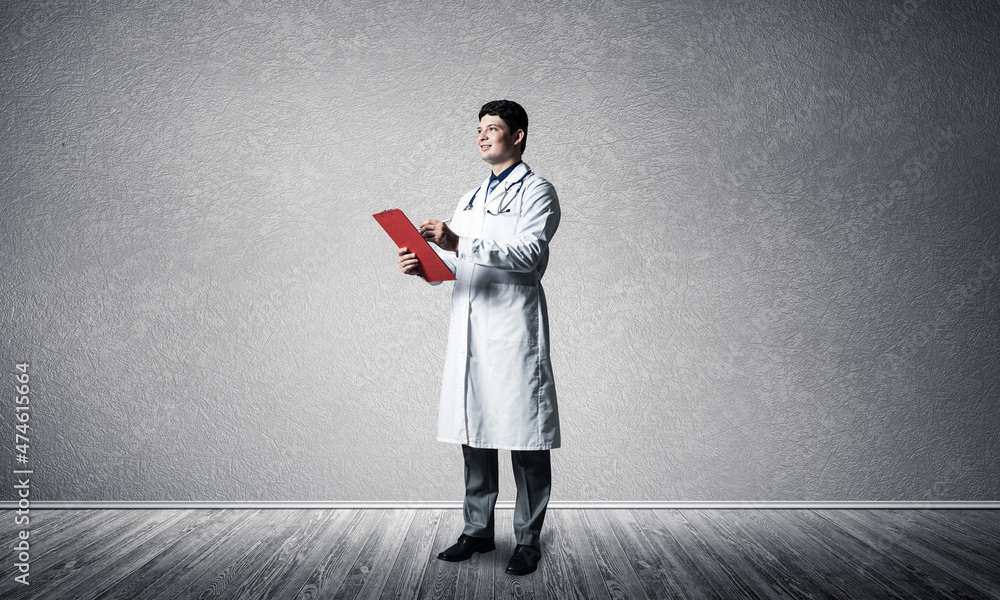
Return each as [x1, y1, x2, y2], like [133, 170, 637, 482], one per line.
[429, 162, 560, 450]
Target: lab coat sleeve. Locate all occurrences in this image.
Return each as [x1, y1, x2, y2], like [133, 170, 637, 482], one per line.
[422, 244, 458, 286]
[456, 180, 559, 272]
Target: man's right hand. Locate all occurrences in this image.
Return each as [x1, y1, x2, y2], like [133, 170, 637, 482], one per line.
[398, 247, 421, 276]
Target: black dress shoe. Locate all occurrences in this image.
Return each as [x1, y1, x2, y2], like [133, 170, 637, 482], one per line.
[505, 544, 542, 575]
[437, 534, 496, 562]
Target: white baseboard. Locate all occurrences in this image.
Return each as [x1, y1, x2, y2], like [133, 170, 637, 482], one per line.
[4, 500, 1000, 510]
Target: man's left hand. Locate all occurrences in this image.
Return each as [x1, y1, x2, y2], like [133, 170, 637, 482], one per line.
[420, 219, 459, 253]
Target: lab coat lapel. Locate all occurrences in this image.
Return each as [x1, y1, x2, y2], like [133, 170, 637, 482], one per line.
[484, 162, 530, 213]
[500, 162, 530, 195]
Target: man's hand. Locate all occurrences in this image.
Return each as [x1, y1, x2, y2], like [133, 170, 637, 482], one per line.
[398, 247, 421, 276]
[419, 219, 459, 253]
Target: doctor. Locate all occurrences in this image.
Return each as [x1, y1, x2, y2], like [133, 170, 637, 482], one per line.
[397, 99, 560, 576]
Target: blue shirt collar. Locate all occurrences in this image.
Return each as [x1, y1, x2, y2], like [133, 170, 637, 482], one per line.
[490, 161, 523, 185]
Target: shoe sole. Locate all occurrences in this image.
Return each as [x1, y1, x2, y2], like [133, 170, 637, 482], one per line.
[437, 542, 496, 562]
[505, 564, 538, 576]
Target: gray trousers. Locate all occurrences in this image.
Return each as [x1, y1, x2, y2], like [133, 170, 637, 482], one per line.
[461, 444, 551, 547]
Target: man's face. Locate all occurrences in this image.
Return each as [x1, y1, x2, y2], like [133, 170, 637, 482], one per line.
[477, 114, 522, 166]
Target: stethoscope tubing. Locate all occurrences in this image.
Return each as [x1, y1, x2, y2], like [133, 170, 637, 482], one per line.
[464, 170, 532, 215]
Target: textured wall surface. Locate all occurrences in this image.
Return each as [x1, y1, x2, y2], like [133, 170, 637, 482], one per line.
[1, 0, 998, 502]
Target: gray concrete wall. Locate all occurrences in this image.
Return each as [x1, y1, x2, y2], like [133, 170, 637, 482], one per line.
[1, 0, 997, 502]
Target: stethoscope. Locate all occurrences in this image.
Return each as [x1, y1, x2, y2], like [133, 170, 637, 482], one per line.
[463, 170, 532, 215]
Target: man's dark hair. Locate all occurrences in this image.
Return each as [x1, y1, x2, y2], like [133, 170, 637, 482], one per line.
[479, 99, 529, 154]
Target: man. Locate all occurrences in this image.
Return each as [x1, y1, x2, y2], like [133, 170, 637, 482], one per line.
[396, 99, 560, 576]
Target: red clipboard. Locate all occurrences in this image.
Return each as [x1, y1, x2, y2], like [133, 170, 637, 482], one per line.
[373, 209, 456, 282]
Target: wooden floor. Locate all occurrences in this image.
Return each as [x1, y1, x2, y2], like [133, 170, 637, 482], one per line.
[1, 509, 998, 599]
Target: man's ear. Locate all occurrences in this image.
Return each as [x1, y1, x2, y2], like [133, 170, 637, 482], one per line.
[514, 129, 525, 147]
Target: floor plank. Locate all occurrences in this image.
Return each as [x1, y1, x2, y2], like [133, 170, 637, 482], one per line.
[693, 509, 840, 600]
[941, 509, 1000, 541]
[493, 508, 535, 600]
[824, 509, 1000, 599]
[417, 508, 467, 600]
[0, 509, 181, 599]
[379, 508, 443, 600]
[537, 509, 606, 599]
[807, 509, 982, 599]
[453, 511, 495, 600]
[578, 509, 649, 600]
[656, 508, 769, 599]
[293, 509, 381, 599]
[2, 508, 998, 599]
[604, 508, 712, 599]
[0, 509, 123, 571]
[688, 509, 847, 599]
[143, 510, 299, 600]
[751, 508, 889, 599]
[335, 509, 415, 600]
[783, 509, 938, 599]
[232, 509, 344, 600]
[163, 509, 307, 600]
[884, 510, 1000, 580]
[88, 509, 243, 600]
